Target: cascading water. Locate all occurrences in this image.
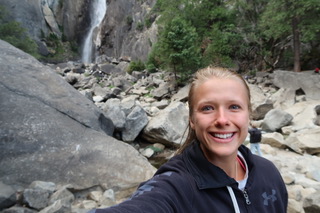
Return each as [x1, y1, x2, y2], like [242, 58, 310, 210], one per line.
[81, 0, 107, 64]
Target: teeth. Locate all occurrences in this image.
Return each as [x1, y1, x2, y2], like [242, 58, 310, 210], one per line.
[213, 133, 233, 139]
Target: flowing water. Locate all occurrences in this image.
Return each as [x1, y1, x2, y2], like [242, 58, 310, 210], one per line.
[81, 0, 107, 63]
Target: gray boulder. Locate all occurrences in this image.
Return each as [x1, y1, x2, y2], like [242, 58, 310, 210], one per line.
[285, 128, 320, 155]
[122, 105, 149, 142]
[261, 109, 293, 132]
[0, 40, 156, 189]
[2, 207, 37, 213]
[261, 132, 287, 149]
[284, 101, 320, 132]
[102, 98, 127, 130]
[23, 189, 50, 210]
[0, 182, 16, 210]
[303, 192, 320, 213]
[273, 70, 320, 101]
[142, 101, 189, 146]
[249, 84, 272, 120]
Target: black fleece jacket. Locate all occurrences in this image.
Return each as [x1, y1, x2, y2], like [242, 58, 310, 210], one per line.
[89, 142, 288, 213]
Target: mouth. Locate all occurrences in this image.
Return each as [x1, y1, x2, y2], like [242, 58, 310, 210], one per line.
[213, 133, 234, 139]
[210, 132, 235, 140]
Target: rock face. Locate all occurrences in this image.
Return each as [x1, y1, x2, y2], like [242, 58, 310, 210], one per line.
[0, 0, 158, 61]
[0, 0, 89, 41]
[100, 0, 158, 61]
[0, 40, 156, 189]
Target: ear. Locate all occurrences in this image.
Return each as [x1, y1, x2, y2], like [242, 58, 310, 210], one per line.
[189, 117, 195, 129]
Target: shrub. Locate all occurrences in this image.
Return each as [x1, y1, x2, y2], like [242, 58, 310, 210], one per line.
[0, 21, 38, 57]
[136, 22, 144, 31]
[127, 60, 146, 74]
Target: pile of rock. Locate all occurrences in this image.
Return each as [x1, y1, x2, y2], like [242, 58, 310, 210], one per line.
[53, 59, 190, 149]
[1, 39, 320, 213]
[54, 61, 320, 213]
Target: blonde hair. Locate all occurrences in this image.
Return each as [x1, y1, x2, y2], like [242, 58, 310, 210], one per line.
[176, 66, 251, 154]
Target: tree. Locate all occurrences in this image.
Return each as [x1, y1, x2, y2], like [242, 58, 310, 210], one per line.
[259, 0, 320, 72]
[228, 0, 270, 71]
[158, 17, 201, 83]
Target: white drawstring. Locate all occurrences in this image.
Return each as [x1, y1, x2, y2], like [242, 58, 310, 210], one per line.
[227, 186, 240, 213]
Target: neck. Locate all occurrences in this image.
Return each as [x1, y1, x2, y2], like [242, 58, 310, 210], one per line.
[206, 155, 238, 179]
[216, 156, 244, 180]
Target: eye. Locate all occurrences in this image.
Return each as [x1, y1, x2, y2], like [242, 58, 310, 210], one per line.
[230, 104, 241, 110]
[201, 105, 214, 112]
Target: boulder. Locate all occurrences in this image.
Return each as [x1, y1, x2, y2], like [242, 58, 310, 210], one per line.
[102, 98, 127, 130]
[142, 101, 189, 146]
[303, 192, 320, 213]
[271, 88, 296, 110]
[284, 101, 320, 131]
[261, 132, 287, 149]
[171, 84, 190, 102]
[2, 207, 37, 213]
[261, 109, 293, 132]
[0, 40, 156, 189]
[249, 84, 273, 120]
[0, 182, 16, 210]
[122, 105, 149, 142]
[273, 70, 320, 101]
[285, 128, 320, 155]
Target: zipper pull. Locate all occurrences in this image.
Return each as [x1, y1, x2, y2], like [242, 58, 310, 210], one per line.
[243, 189, 251, 205]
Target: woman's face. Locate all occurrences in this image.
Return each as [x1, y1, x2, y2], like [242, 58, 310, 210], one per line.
[190, 77, 250, 161]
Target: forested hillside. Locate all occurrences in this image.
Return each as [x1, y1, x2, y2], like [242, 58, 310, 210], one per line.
[145, 0, 320, 80]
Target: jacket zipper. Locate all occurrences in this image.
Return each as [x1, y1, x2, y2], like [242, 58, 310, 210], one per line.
[243, 189, 251, 205]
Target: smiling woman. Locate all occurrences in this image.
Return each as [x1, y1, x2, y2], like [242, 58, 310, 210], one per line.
[88, 66, 288, 213]
[189, 73, 250, 175]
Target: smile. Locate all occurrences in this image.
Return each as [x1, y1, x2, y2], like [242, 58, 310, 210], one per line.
[212, 133, 234, 139]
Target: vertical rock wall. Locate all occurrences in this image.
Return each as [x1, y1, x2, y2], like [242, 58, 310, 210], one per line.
[0, 0, 158, 61]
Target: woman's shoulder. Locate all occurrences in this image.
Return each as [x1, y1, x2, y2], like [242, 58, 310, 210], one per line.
[155, 154, 190, 179]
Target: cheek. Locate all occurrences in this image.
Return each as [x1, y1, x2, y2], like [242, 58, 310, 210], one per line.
[240, 116, 250, 131]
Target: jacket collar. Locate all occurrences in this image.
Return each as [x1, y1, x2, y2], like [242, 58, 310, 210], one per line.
[183, 141, 245, 190]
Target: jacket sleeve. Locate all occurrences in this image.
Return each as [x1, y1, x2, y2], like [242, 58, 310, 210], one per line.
[88, 171, 194, 213]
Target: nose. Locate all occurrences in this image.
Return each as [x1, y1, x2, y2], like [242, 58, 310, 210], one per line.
[214, 108, 230, 126]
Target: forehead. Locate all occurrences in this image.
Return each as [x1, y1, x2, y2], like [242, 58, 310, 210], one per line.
[196, 76, 247, 91]
[192, 76, 250, 103]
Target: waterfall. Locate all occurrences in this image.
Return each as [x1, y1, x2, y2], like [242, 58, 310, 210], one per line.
[81, 0, 107, 64]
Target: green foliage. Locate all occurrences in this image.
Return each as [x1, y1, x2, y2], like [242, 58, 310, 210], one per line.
[145, 17, 152, 28]
[202, 24, 243, 68]
[159, 17, 201, 82]
[257, 0, 320, 70]
[126, 16, 133, 26]
[0, 5, 80, 63]
[148, 0, 320, 73]
[147, 0, 243, 79]
[146, 42, 164, 73]
[0, 20, 39, 57]
[40, 32, 79, 63]
[136, 22, 144, 31]
[127, 60, 146, 74]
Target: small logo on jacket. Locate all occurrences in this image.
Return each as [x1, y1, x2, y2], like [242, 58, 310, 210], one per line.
[131, 172, 173, 198]
[262, 189, 277, 206]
